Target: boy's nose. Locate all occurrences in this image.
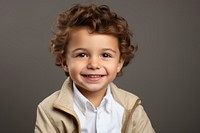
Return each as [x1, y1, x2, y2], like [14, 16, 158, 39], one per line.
[87, 57, 101, 69]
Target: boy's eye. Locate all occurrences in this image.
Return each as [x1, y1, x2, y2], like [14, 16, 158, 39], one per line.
[102, 53, 111, 58]
[76, 53, 88, 57]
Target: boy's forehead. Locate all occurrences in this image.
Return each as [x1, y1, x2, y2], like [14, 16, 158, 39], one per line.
[69, 27, 118, 42]
[67, 28, 120, 51]
[70, 29, 117, 43]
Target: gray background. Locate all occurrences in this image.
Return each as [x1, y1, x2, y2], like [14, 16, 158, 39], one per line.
[0, 0, 199, 132]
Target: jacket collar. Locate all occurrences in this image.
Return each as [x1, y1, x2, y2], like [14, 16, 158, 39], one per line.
[53, 78, 75, 114]
[53, 77, 139, 113]
[110, 82, 139, 110]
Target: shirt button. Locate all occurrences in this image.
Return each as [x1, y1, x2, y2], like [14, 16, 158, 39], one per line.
[82, 108, 85, 113]
[107, 107, 112, 113]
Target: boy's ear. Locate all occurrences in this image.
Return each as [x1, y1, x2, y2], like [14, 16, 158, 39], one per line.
[117, 58, 125, 73]
[61, 58, 68, 72]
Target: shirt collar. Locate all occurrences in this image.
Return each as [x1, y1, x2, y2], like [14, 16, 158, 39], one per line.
[73, 82, 112, 115]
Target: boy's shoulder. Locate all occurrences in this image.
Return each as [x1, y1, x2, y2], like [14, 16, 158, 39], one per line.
[110, 83, 140, 110]
[38, 90, 61, 110]
[37, 78, 74, 113]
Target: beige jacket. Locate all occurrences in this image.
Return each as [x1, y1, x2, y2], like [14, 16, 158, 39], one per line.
[35, 78, 155, 133]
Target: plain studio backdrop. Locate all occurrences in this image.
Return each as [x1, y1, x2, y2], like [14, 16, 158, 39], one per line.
[0, 0, 199, 132]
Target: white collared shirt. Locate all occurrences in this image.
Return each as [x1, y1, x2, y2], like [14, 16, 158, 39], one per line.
[73, 83, 124, 133]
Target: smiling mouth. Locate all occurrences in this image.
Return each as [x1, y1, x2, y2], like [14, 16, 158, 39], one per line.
[81, 74, 105, 78]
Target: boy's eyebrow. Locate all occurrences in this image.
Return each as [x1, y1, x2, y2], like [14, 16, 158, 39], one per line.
[71, 48, 88, 53]
[102, 48, 117, 53]
[71, 48, 117, 53]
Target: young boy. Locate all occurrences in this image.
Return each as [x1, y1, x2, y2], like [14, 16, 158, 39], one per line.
[35, 4, 155, 133]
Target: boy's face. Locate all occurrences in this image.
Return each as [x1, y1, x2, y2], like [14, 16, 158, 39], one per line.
[63, 28, 124, 97]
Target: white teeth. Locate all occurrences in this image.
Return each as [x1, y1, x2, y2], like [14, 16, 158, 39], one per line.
[86, 75, 101, 78]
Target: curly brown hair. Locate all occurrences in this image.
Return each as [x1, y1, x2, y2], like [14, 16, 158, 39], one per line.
[50, 4, 137, 76]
